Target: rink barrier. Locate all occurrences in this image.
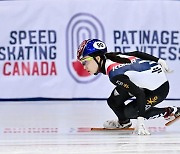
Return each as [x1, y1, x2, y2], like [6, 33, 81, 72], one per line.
[0, 97, 180, 101]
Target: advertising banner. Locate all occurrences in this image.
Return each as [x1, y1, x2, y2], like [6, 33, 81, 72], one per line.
[0, 0, 180, 99]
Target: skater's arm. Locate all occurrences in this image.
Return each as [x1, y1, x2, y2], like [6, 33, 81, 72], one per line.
[125, 51, 171, 73]
[124, 51, 159, 62]
[111, 74, 146, 117]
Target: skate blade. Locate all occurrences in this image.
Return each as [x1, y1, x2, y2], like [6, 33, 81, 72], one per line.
[91, 127, 135, 131]
[165, 116, 180, 126]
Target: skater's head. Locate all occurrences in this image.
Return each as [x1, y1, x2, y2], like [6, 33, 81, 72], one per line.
[77, 39, 107, 75]
[77, 39, 107, 61]
[77, 39, 131, 75]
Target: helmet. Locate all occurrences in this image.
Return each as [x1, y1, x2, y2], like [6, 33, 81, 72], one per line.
[77, 39, 107, 60]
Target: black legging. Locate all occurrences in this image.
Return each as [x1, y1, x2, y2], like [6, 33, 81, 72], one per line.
[107, 81, 169, 122]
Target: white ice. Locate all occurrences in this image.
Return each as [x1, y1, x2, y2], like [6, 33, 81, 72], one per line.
[0, 100, 179, 154]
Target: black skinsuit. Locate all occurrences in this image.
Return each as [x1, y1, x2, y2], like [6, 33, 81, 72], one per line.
[103, 51, 169, 123]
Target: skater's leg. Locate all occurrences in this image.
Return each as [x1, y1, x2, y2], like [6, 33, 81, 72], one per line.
[124, 81, 170, 119]
[124, 100, 170, 119]
[107, 87, 132, 122]
[104, 87, 133, 128]
[124, 101, 179, 120]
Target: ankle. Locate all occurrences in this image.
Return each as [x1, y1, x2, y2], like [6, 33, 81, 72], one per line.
[164, 107, 173, 118]
[119, 119, 130, 124]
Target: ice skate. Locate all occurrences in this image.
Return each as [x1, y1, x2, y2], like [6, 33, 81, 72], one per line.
[164, 107, 180, 126]
[103, 119, 132, 129]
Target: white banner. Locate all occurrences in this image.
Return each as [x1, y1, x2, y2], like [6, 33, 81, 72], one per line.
[0, 0, 180, 99]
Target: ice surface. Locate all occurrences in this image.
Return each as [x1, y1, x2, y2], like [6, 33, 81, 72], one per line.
[0, 100, 179, 154]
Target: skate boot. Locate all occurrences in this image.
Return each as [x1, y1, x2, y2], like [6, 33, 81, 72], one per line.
[164, 107, 180, 126]
[103, 119, 132, 129]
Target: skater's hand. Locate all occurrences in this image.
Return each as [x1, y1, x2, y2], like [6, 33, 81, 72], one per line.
[134, 117, 151, 135]
[158, 59, 173, 73]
